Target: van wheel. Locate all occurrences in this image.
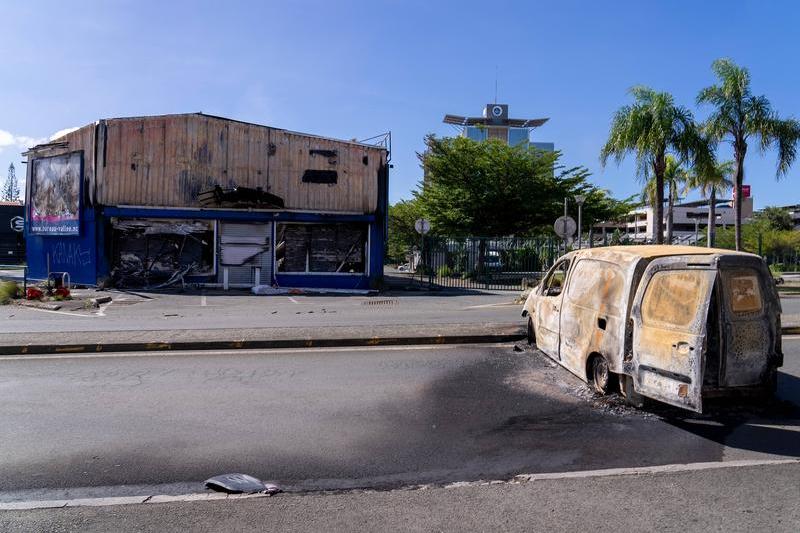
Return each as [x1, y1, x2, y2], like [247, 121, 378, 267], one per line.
[590, 355, 612, 395]
[526, 317, 535, 346]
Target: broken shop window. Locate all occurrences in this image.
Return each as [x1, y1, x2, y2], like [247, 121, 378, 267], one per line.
[276, 223, 367, 274]
[110, 218, 215, 288]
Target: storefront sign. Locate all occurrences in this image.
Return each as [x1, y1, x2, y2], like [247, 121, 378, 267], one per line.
[10, 216, 23, 232]
[29, 152, 82, 235]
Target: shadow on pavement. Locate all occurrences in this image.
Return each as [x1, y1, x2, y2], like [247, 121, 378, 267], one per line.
[650, 371, 800, 459]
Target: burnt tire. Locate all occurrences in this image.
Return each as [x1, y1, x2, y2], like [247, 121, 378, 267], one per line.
[526, 316, 535, 346]
[591, 355, 612, 395]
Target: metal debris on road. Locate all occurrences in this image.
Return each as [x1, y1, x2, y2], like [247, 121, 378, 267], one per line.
[205, 473, 282, 495]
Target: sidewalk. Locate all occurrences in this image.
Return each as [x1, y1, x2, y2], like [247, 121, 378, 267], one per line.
[1, 286, 797, 355]
[2, 462, 797, 532]
[0, 322, 526, 355]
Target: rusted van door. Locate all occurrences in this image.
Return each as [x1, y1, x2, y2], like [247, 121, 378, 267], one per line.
[718, 262, 775, 388]
[630, 260, 717, 412]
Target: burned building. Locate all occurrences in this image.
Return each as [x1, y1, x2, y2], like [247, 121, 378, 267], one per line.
[23, 113, 389, 290]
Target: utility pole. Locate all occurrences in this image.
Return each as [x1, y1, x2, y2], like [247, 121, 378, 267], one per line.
[563, 197, 568, 253]
[574, 195, 586, 249]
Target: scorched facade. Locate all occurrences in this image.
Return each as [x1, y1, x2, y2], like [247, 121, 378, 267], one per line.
[23, 113, 389, 290]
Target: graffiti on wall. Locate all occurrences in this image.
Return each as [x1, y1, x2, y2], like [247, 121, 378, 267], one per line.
[49, 241, 91, 268]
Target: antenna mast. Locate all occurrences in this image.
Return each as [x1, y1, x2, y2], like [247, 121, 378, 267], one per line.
[494, 66, 498, 103]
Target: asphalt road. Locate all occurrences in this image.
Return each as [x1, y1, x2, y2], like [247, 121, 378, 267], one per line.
[0, 290, 522, 334]
[781, 293, 800, 315]
[1, 339, 799, 503]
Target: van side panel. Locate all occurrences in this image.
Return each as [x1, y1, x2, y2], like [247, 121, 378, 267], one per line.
[559, 258, 627, 377]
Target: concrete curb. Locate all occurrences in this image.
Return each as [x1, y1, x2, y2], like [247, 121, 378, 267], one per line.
[2, 324, 796, 357]
[0, 332, 527, 357]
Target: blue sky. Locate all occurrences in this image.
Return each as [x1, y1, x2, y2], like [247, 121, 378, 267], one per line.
[2, 0, 799, 208]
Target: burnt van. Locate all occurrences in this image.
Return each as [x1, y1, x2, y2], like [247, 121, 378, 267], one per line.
[522, 245, 782, 412]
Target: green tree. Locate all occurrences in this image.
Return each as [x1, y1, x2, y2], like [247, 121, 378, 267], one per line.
[753, 206, 794, 231]
[641, 156, 689, 243]
[2, 163, 19, 202]
[386, 199, 423, 264]
[601, 86, 713, 244]
[697, 58, 800, 251]
[416, 135, 627, 238]
[683, 160, 734, 247]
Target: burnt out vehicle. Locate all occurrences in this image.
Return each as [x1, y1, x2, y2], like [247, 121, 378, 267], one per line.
[522, 246, 782, 412]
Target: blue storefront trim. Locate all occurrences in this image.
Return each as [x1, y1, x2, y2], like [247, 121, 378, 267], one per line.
[25, 204, 100, 285]
[26, 206, 384, 289]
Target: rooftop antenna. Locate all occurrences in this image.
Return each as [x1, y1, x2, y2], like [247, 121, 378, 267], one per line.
[494, 65, 498, 103]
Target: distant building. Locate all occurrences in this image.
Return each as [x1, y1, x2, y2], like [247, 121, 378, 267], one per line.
[0, 201, 25, 263]
[443, 104, 553, 151]
[611, 197, 754, 244]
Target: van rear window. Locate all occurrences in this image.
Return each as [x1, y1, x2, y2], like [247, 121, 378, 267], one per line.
[642, 270, 708, 329]
[726, 271, 762, 315]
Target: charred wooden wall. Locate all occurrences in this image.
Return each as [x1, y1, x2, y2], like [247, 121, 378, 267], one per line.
[26, 114, 387, 214]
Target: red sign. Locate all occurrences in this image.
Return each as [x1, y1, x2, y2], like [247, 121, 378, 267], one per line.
[732, 185, 751, 199]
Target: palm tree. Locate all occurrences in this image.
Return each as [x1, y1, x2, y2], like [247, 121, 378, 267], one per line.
[697, 58, 800, 251]
[641, 156, 688, 243]
[684, 160, 734, 247]
[601, 86, 712, 244]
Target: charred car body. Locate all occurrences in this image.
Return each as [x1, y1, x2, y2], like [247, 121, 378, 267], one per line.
[522, 245, 782, 412]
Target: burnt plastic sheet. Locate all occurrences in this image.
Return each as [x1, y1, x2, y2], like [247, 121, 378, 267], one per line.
[198, 186, 285, 209]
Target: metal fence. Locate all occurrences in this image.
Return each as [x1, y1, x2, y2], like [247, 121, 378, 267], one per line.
[416, 236, 560, 291]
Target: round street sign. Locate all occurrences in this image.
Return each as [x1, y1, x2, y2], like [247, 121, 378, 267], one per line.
[415, 218, 431, 235]
[554, 216, 576, 239]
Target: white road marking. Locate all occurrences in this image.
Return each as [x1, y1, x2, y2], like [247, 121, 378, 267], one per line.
[22, 307, 96, 318]
[201, 295, 207, 307]
[0, 343, 511, 362]
[288, 297, 299, 304]
[464, 302, 518, 309]
[1, 458, 796, 510]
[96, 300, 113, 317]
[745, 423, 800, 433]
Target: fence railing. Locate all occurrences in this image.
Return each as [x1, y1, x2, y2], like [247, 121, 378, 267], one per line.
[413, 236, 560, 291]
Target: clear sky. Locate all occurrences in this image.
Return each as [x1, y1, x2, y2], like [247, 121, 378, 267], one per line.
[2, 0, 799, 208]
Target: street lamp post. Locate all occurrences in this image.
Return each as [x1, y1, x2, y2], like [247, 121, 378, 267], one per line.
[574, 194, 586, 249]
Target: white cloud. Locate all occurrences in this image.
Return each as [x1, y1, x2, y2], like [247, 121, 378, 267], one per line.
[49, 126, 80, 141]
[0, 128, 47, 152]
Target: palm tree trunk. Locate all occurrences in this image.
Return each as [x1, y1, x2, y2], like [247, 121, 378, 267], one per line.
[653, 158, 665, 244]
[666, 181, 674, 244]
[707, 189, 716, 248]
[733, 140, 747, 251]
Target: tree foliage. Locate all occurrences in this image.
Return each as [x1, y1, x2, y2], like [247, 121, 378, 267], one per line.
[387, 199, 423, 264]
[683, 159, 734, 247]
[697, 58, 800, 250]
[601, 86, 713, 243]
[415, 135, 631, 238]
[753, 206, 794, 232]
[2, 163, 20, 202]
